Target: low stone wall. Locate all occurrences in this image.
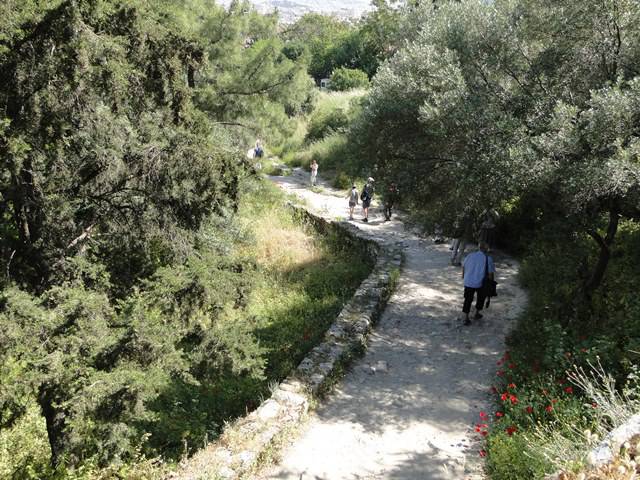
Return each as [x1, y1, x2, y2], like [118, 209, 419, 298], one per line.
[168, 204, 403, 480]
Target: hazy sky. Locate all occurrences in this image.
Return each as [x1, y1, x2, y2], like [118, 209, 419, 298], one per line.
[217, 0, 374, 20]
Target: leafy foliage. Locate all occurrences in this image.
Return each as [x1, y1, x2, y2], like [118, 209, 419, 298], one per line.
[330, 67, 370, 92]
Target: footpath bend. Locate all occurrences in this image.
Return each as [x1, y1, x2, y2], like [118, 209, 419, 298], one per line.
[261, 168, 527, 480]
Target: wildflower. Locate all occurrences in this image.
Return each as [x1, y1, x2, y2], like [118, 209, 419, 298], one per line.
[496, 370, 504, 377]
[552, 398, 558, 404]
[479, 411, 488, 420]
[564, 386, 573, 394]
[545, 405, 553, 412]
[506, 425, 517, 436]
[490, 386, 498, 394]
[510, 395, 518, 405]
[508, 363, 515, 369]
[479, 450, 487, 457]
[481, 431, 488, 437]
[497, 359, 504, 366]
[495, 411, 504, 418]
[501, 393, 508, 401]
[508, 383, 517, 390]
[526, 406, 534, 414]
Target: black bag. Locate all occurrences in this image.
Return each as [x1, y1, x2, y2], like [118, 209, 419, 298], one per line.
[483, 254, 497, 307]
[360, 190, 368, 202]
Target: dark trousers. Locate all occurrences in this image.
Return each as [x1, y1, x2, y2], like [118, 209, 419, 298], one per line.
[463, 286, 486, 313]
[384, 203, 393, 219]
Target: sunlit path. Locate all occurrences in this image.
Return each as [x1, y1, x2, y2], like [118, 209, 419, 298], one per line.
[260, 168, 527, 480]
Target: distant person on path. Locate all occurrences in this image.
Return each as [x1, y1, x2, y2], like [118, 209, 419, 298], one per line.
[347, 184, 359, 220]
[254, 139, 264, 158]
[383, 182, 399, 221]
[361, 177, 375, 222]
[451, 207, 474, 266]
[310, 160, 318, 186]
[478, 206, 500, 251]
[461, 241, 495, 326]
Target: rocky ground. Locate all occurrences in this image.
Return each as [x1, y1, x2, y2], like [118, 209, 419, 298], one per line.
[258, 168, 527, 480]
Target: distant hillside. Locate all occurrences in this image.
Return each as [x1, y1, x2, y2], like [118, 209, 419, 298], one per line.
[218, 0, 373, 22]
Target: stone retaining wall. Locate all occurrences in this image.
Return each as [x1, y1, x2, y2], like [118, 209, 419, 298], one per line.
[168, 204, 403, 480]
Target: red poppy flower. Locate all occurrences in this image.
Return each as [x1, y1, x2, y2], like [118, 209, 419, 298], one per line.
[496, 370, 504, 377]
[551, 398, 558, 404]
[564, 386, 573, 394]
[501, 393, 508, 401]
[479, 450, 487, 457]
[545, 405, 553, 412]
[479, 411, 488, 419]
[506, 425, 517, 436]
[490, 386, 498, 394]
[495, 411, 504, 418]
[475, 425, 481, 432]
[481, 431, 488, 437]
[508, 383, 517, 389]
[508, 363, 515, 369]
[526, 406, 534, 414]
[510, 395, 518, 405]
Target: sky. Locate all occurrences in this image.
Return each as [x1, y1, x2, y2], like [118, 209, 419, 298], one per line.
[217, 0, 375, 21]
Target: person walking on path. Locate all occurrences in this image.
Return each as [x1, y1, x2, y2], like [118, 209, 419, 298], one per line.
[461, 241, 495, 326]
[310, 160, 319, 187]
[478, 206, 499, 251]
[383, 182, 399, 221]
[451, 207, 474, 266]
[347, 184, 359, 220]
[254, 139, 264, 158]
[360, 177, 375, 222]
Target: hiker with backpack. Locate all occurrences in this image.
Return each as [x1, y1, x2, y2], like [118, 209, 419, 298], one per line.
[460, 241, 495, 326]
[450, 207, 474, 266]
[361, 177, 375, 222]
[347, 184, 359, 220]
[383, 182, 399, 221]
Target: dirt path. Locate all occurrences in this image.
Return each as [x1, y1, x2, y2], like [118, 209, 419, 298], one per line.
[262, 169, 526, 480]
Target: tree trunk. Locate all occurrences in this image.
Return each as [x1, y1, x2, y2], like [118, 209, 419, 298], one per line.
[38, 384, 69, 467]
[584, 208, 619, 299]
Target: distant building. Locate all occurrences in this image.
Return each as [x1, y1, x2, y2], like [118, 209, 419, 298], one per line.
[320, 78, 331, 90]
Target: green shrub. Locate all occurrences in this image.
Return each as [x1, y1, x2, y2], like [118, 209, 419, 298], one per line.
[485, 431, 552, 480]
[332, 171, 353, 189]
[307, 108, 349, 141]
[329, 67, 370, 91]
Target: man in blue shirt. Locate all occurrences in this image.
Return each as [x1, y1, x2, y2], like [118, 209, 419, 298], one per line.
[461, 242, 495, 325]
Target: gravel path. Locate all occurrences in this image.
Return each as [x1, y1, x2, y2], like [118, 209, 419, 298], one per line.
[261, 169, 526, 480]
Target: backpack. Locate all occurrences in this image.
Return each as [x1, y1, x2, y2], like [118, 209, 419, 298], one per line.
[360, 190, 368, 201]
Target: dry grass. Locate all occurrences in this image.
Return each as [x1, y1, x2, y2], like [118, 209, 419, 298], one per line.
[556, 435, 640, 479]
[252, 211, 321, 270]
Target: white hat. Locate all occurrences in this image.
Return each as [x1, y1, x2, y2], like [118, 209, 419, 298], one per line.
[368, 177, 375, 182]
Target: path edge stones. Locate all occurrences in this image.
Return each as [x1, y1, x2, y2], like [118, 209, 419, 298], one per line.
[167, 203, 404, 480]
